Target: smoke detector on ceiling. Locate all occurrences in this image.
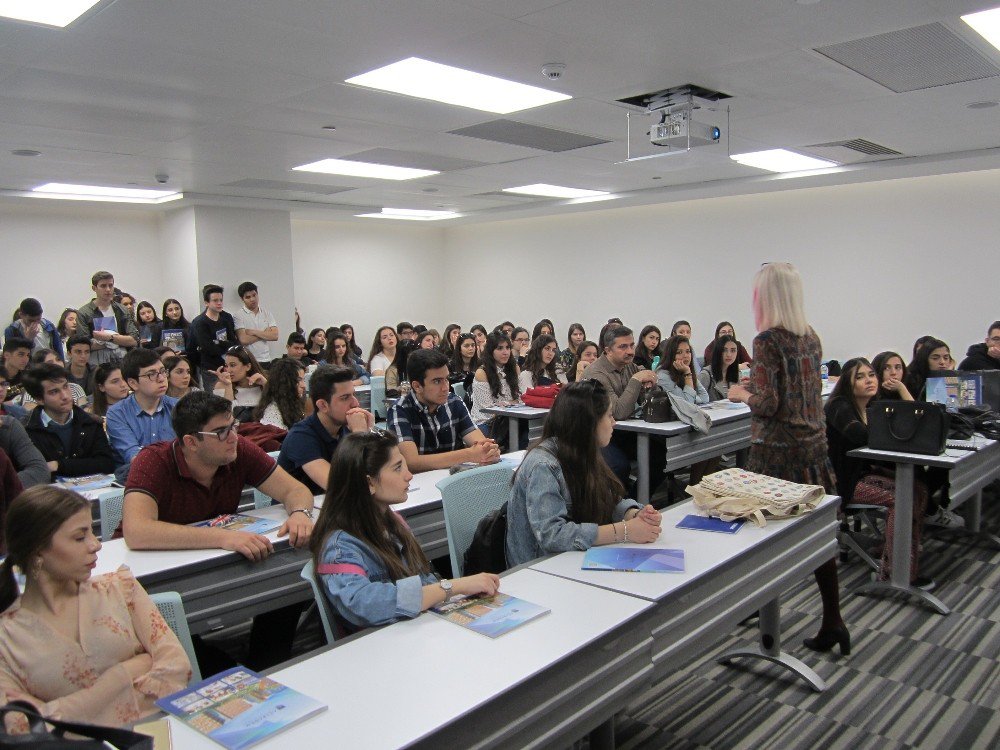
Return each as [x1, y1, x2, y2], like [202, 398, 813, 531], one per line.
[541, 63, 566, 81]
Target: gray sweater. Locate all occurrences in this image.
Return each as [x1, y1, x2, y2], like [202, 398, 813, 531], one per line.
[0, 415, 50, 488]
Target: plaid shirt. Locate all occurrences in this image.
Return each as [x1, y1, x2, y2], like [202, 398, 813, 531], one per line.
[387, 392, 476, 454]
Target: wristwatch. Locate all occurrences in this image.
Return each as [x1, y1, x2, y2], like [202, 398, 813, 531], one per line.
[439, 579, 453, 602]
[289, 508, 314, 520]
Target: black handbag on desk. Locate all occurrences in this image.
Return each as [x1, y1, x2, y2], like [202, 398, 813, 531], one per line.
[641, 386, 673, 423]
[867, 400, 948, 456]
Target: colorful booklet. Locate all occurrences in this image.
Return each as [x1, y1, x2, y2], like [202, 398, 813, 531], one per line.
[56, 473, 117, 492]
[675, 514, 745, 534]
[191, 514, 281, 535]
[582, 547, 685, 573]
[161, 329, 185, 352]
[431, 592, 550, 638]
[156, 667, 326, 750]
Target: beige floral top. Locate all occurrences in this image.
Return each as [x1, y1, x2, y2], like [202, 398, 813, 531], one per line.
[0, 565, 191, 727]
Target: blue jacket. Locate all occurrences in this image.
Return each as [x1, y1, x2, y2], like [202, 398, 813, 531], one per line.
[317, 528, 439, 632]
[505, 438, 640, 567]
[3, 319, 64, 360]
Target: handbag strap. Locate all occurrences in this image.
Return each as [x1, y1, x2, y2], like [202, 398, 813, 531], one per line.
[885, 404, 926, 442]
[0, 702, 153, 749]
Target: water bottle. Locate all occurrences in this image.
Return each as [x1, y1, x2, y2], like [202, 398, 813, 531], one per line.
[650, 355, 660, 371]
[821, 363, 829, 381]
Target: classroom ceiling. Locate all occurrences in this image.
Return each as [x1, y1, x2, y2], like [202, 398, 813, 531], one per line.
[0, 0, 999, 223]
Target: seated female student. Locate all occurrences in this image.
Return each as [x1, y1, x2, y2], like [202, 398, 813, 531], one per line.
[531, 319, 555, 341]
[448, 332, 479, 396]
[367, 326, 397, 376]
[164, 355, 199, 400]
[825, 358, 931, 588]
[871, 351, 914, 401]
[657, 336, 717, 485]
[510, 327, 530, 366]
[903, 337, 953, 400]
[518, 334, 568, 393]
[440, 324, 461, 358]
[698, 334, 741, 401]
[506, 380, 662, 566]
[214, 346, 267, 421]
[339, 323, 364, 360]
[670, 320, 702, 373]
[634, 325, 661, 370]
[568, 340, 599, 383]
[325, 330, 370, 385]
[469, 324, 489, 357]
[471, 332, 522, 432]
[88, 364, 130, 420]
[254, 357, 307, 431]
[135, 302, 162, 350]
[384, 340, 417, 396]
[416, 331, 437, 350]
[558, 323, 586, 373]
[311, 431, 500, 633]
[57, 309, 78, 342]
[0, 485, 191, 727]
[305, 328, 327, 363]
[704, 321, 752, 365]
[159, 298, 191, 353]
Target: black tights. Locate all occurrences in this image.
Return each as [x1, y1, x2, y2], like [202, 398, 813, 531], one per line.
[814, 557, 844, 632]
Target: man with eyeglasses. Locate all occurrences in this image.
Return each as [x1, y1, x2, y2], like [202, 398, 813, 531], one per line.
[106, 348, 178, 472]
[958, 320, 1000, 371]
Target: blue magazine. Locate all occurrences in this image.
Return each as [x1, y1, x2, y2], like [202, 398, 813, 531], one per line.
[432, 592, 550, 638]
[156, 667, 326, 750]
[582, 547, 685, 573]
[675, 514, 745, 534]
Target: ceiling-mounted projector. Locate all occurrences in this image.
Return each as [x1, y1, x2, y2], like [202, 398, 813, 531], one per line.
[651, 110, 721, 149]
[618, 83, 729, 163]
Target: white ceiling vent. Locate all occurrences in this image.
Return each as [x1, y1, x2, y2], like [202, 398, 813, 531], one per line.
[815, 23, 1000, 93]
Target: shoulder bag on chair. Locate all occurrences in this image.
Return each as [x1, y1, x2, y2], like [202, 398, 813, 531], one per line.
[866, 400, 948, 456]
[640, 386, 673, 422]
[0, 700, 152, 749]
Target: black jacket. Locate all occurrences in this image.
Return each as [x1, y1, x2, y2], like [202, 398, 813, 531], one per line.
[958, 343, 1000, 372]
[25, 405, 115, 478]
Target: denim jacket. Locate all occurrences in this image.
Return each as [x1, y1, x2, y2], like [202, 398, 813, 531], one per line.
[656, 369, 709, 404]
[505, 438, 640, 567]
[318, 529, 439, 632]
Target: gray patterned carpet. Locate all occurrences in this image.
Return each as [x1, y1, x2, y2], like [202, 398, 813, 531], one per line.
[612, 490, 1000, 750]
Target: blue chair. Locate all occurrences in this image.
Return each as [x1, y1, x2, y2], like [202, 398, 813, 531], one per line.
[453, 382, 466, 402]
[370, 376, 386, 420]
[252, 451, 282, 508]
[98, 488, 125, 541]
[300, 560, 339, 646]
[436, 464, 514, 577]
[150, 592, 202, 683]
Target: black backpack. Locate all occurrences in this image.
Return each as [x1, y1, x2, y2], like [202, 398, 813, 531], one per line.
[462, 502, 509, 575]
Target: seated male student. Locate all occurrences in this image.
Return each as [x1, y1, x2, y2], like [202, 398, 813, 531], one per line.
[0, 409, 49, 488]
[105, 348, 178, 471]
[958, 321, 1000, 371]
[387, 349, 500, 472]
[2, 337, 33, 407]
[21, 363, 115, 479]
[4, 297, 65, 361]
[121, 391, 314, 559]
[64, 334, 95, 398]
[396, 321, 416, 343]
[278, 365, 374, 494]
[284, 332, 309, 364]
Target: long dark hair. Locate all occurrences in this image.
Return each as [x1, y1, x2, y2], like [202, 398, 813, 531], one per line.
[714, 320, 736, 339]
[522, 334, 560, 386]
[253, 357, 305, 427]
[224, 345, 265, 393]
[566, 323, 585, 350]
[637, 325, 661, 362]
[828, 357, 873, 422]
[339, 323, 363, 357]
[567, 340, 598, 382]
[524, 380, 622, 524]
[57, 308, 77, 339]
[872, 350, 907, 398]
[449, 332, 479, 373]
[1, 486, 90, 612]
[710, 334, 740, 384]
[324, 330, 353, 367]
[161, 298, 190, 330]
[657, 335, 694, 389]
[905, 337, 949, 398]
[368, 326, 396, 369]
[90, 363, 124, 417]
[440, 324, 461, 357]
[482, 332, 520, 399]
[306, 328, 325, 353]
[136, 301, 160, 324]
[671, 320, 691, 336]
[531, 319, 554, 339]
[310, 431, 430, 581]
[164, 354, 195, 398]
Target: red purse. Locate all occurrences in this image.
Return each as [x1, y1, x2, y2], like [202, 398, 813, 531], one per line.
[521, 384, 561, 408]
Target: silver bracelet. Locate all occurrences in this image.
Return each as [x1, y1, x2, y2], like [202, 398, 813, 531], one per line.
[623, 520, 629, 543]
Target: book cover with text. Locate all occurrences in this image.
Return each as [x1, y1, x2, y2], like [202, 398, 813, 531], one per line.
[582, 547, 685, 573]
[432, 592, 550, 638]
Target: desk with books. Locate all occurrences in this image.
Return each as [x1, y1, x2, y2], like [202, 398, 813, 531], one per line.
[848, 436, 1000, 614]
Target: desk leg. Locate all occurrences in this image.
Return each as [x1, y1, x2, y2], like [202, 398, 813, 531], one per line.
[636, 433, 649, 504]
[509, 418, 519, 451]
[853, 463, 951, 614]
[959, 491, 1000, 548]
[718, 598, 826, 692]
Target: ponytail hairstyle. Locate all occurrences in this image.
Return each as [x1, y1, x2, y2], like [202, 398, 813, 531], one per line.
[310, 431, 430, 581]
[1, 486, 90, 613]
[482, 332, 520, 399]
[524, 380, 622, 524]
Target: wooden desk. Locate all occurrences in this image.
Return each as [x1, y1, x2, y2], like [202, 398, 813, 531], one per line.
[166, 568, 653, 749]
[848, 437, 1000, 614]
[531, 496, 841, 692]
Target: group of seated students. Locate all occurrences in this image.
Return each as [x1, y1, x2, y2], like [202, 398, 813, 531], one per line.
[2, 267, 999, 732]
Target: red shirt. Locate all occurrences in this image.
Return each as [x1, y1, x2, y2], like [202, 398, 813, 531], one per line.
[124, 435, 276, 525]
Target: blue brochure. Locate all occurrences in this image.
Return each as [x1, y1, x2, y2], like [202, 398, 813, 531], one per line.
[582, 547, 685, 573]
[675, 514, 745, 534]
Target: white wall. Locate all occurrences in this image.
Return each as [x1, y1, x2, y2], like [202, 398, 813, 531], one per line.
[291, 219, 446, 351]
[158, 207, 201, 319]
[443, 169, 1000, 363]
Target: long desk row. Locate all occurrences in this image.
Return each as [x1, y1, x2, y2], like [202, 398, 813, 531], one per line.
[166, 495, 842, 749]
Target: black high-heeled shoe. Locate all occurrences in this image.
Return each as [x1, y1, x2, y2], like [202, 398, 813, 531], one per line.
[803, 625, 851, 656]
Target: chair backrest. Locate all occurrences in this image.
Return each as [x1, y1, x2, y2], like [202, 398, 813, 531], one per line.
[370, 376, 386, 419]
[436, 464, 514, 577]
[252, 451, 282, 508]
[300, 559, 338, 646]
[453, 382, 466, 402]
[150, 591, 202, 683]
[98, 488, 125, 542]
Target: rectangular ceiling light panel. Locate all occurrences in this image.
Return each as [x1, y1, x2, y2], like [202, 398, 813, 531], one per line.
[293, 158, 438, 180]
[503, 183, 608, 199]
[31, 182, 181, 203]
[963, 7, 1000, 52]
[0, 1, 101, 27]
[356, 208, 460, 221]
[346, 57, 571, 114]
[730, 150, 837, 173]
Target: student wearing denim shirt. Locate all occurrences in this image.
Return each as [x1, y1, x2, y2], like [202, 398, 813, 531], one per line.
[506, 381, 662, 567]
[311, 431, 499, 633]
[106, 349, 178, 470]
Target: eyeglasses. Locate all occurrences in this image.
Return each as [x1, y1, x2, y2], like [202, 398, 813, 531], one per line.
[226, 345, 245, 354]
[197, 420, 240, 441]
[137, 368, 168, 381]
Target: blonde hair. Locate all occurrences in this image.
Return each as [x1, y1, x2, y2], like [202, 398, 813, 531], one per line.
[753, 263, 809, 336]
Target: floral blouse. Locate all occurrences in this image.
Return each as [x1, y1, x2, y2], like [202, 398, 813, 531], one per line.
[0, 565, 191, 727]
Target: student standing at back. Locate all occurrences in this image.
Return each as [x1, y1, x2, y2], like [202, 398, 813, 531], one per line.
[76, 271, 139, 367]
[188, 284, 237, 393]
[233, 281, 279, 371]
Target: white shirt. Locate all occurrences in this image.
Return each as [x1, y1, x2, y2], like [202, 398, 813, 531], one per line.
[232, 304, 277, 363]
